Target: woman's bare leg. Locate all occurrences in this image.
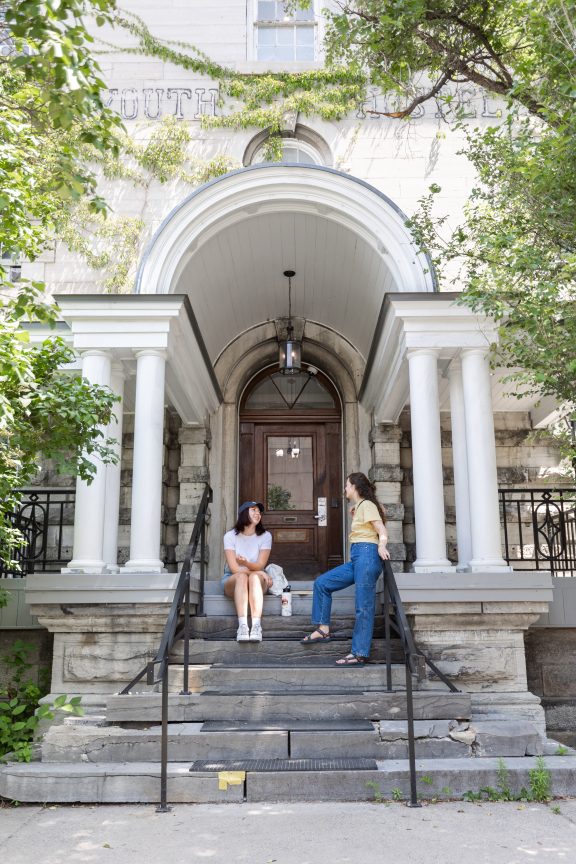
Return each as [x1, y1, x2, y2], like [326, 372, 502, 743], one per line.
[248, 571, 268, 619]
[224, 572, 249, 618]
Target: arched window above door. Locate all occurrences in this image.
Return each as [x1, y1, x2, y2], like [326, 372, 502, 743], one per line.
[243, 369, 337, 411]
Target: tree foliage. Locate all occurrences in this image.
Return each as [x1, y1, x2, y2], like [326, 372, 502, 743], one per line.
[0, 2, 123, 569]
[323, 2, 576, 409]
[0, 284, 118, 569]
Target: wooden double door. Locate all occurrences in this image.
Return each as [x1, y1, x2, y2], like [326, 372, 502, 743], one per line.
[239, 420, 344, 578]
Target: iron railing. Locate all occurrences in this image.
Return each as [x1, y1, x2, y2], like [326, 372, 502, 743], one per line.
[1, 488, 75, 577]
[119, 484, 212, 812]
[499, 487, 576, 576]
[381, 559, 458, 807]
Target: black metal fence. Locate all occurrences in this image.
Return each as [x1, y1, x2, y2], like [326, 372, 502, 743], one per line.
[1, 489, 75, 577]
[499, 487, 576, 576]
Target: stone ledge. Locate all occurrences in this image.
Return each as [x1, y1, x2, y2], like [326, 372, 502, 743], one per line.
[26, 572, 179, 606]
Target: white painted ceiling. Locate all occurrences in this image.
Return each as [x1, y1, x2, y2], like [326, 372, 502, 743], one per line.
[174, 210, 395, 362]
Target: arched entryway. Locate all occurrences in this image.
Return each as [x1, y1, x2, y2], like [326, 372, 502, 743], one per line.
[239, 366, 343, 578]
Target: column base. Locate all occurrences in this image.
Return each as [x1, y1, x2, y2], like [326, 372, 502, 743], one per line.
[121, 560, 166, 574]
[411, 559, 456, 573]
[62, 561, 108, 575]
[468, 558, 513, 573]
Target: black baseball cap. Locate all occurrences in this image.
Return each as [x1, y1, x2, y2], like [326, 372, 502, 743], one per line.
[238, 500, 265, 514]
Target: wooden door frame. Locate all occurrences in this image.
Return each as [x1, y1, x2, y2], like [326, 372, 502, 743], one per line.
[239, 368, 344, 573]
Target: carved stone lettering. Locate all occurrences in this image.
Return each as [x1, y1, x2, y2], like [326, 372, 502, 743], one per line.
[121, 88, 139, 120]
[194, 87, 218, 119]
[143, 87, 164, 120]
[103, 88, 118, 109]
[167, 87, 193, 119]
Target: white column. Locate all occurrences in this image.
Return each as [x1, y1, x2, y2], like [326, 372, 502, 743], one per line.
[102, 363, 125, 572]
[407, 349, 454, 572]
[448, 358, 473, 570]
[65, 350, 112, 573]
[461, 347, 511, 571]
[122, 350, 166, 573]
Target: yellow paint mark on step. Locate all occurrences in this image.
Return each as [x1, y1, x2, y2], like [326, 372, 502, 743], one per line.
[218, 771, 246, 790]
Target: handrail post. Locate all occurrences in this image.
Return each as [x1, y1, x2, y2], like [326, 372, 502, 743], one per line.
[198, 513, 206, 616]
[383, 572, 392, 692]
[156, 664, 171, 813]
[181, 569, 191, 696]
[405, 659, 421, 808]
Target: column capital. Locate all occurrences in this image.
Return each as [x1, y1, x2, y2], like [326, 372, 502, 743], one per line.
[461, 345, 490, 359]
[406, 347, 439, 361]
[134, 348, 167, 361]
[80, 348, 112, 360]
[111, 360, 126, 378]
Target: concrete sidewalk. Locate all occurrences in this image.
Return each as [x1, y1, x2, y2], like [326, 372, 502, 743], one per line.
[1, 800, 576, 864]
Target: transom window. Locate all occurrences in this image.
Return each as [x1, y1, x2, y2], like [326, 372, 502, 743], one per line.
[252, 138, 321, 165]
[256, 1, 315, 62]
[244, 371, 336, 411]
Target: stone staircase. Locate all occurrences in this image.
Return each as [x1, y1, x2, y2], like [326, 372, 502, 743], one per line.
[2, 580, 576, 804]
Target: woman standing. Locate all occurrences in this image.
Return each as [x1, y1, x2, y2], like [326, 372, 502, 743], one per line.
[222, 501, 273, 642]
[301, 472, 389, 665]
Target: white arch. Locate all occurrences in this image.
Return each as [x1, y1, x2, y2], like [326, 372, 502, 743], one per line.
[135, 164, 436, 299]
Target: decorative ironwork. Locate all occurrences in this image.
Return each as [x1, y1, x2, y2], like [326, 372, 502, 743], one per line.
[1, 489, 75, 577]
[499, 487, 576, 576]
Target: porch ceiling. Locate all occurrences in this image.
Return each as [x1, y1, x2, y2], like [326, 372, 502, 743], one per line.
[173, 209, 395, 363]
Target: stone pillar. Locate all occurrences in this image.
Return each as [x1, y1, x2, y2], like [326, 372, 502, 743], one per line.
[448, 358, 472, 570]
[66, 350, 112, 573]
[122, 350, 166, 573]
[461, 347, 511, 571]
[102, 363, 125, 571]
[407, 349, 453, 572]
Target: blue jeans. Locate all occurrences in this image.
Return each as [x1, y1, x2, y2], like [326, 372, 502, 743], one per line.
[311, 543, 382, 658]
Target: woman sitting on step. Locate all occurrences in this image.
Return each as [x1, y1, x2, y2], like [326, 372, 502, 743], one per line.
[222, 501, 273, 643]
[301, 472, 390, 666]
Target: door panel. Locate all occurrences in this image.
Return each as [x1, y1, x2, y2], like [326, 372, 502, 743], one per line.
[240, 421, 343, 578]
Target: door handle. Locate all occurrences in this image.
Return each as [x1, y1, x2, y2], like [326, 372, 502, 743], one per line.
[316, 497, 327, 527]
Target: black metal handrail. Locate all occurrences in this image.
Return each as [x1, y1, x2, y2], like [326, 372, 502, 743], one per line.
[381, 559, 458, 807]
[119, 483, 212, 812]
[499, 487, 576, 575]
[1, 488, 75, 577]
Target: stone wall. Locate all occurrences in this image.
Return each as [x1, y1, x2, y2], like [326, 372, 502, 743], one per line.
[0, 629, 53, 692]
[176, 425, 211, 573]
[525, 628, 576, 748]
[369, 424, 406, 572]
[400, 409, 568, 569]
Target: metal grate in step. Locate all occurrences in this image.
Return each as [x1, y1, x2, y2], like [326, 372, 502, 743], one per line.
[190, 758, 377, 772]
[201, 720, 374, 732]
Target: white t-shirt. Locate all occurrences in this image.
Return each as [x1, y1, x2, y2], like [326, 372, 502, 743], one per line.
[223, 529, 272, 564]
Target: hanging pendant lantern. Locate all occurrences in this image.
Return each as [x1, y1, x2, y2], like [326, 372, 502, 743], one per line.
[278, 270, 302, 375]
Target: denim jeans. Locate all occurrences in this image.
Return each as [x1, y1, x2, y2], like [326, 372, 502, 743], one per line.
[311, 542, 381, 658]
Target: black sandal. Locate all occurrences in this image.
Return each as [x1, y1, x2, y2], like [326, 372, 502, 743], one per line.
[335, 653, 366, 666]
[301, 629, 333, 644]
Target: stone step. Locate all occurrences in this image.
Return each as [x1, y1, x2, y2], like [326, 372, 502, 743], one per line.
[3, 756, 576, 803]
[41, 722, 289, 763]
[202, 578, 383, 596]
[106, 691, 471, 724]
[188, 614, 396, 639]
[202, 596, 366, 615]
[169, 638, 403, 665]
[163, 663, 407, 692]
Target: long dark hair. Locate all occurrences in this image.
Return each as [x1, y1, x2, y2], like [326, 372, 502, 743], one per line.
[348, 472, 386, 523]
[233, 507, 266, 535]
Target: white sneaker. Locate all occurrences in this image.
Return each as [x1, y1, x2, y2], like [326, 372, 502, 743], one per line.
[249, 622, 263, 642]
[236, 623, 250, 642]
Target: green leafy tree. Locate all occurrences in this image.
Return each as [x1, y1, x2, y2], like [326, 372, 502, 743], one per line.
[0, 2, 123, 569]
[322, 1, 576, 411]
[0, 284, 118, 569]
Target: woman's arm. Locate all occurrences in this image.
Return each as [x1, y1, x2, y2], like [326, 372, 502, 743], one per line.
[236, 548, 271, 572]
[371, 519, 390, 560]
[224, 549, 249, 574]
